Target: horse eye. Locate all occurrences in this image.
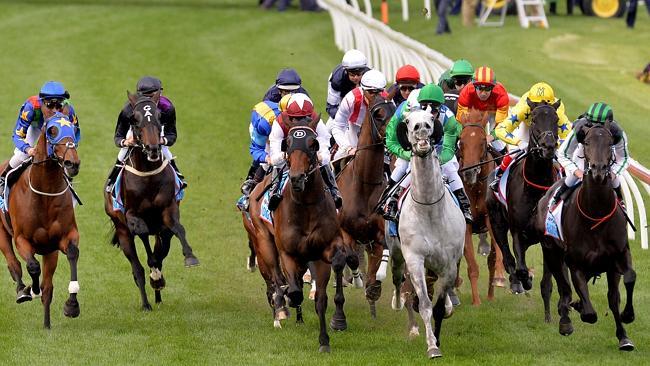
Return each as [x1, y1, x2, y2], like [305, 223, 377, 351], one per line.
[425, 123, 431, 130]
[414, 124, 420, 131]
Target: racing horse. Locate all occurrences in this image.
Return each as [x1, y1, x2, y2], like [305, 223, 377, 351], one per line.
[456, 107, 506, 305]
[0, 109, 81, 328]
[336, 92, 396, 317]
[396, 109, 465, 358]
[536, 122, 635, 350]
[487, 101, 561, 294]
[247, 116, 353, 352]
[104, 92, 199, 311]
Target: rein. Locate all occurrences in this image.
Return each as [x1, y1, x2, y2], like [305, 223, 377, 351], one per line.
[576, 188, 619, 230]
[521, 156, 556, 191]
[28, 168, 71, 197]
[410, 189, 445, 206]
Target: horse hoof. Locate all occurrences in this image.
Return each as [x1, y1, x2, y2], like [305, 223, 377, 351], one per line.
[544, 314, 552, 323]
[391, 290, 404, 311]
[427, 347, 442, 358]
[619, 338, 635, 351]
[63, 299, 80, 318]
[16, 292, 32, 304]
[149, 276, 166, 291]
[246, 257, 257, 272]
[559, 322, 573, 336]
[621, 309, 635, 324]
[580, 312, 597, 324]
[448, 291, 461, 307]
[493, 277, 507, 288]
[184, 256, 200, 268]
[330, 316, 347, 331]
[308, 289, 316, 301]
[273, 320, 282, 329]
[408, 326, 420, 339]
[511, 283, 525, 294]
[30, 286, 42, 298]
[319, 345, 331, 353]
[142, 303, 153, 311]
[477, 241, 490, 256]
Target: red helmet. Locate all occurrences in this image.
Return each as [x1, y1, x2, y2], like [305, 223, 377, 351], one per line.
[474, 66, 496, 86]
[395, 65, 420, 84]
[285, 93, 314, 117]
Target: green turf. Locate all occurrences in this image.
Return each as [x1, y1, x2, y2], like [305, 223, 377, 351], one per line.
[0, 1, 647, 365]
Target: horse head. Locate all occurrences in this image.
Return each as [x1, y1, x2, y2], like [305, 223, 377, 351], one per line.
[128, 91, 162, 162]
[404, 109, 441, 158]
[579, 122, 614, 184]
[527, 99, 561, 160]
[43, 109, 80, 177]
[284, 116, 319, 193]
[365, 93, 396, 143]
[458, 107, 489, 184]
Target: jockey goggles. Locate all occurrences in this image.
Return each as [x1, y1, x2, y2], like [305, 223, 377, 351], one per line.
[43, 98, 65, 110]
[420, 101, 440, 114]
[347, 68, 365, 76]
[399, 84, 416, 92]
[474, 84, 494, 92]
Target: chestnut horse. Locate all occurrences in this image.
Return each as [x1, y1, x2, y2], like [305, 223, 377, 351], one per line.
[104, 92, 198, 311]
[0, 110, 81, 328]
[247, 118, 354, 352]
[336, 93, 396, 317]
[536, 122, 635, 350]
[456, 108, 506, 305]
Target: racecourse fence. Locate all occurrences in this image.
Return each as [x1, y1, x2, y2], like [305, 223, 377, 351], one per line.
[317, 0, 649, 249]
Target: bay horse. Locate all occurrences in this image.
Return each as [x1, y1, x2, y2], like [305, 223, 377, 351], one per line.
[104, 92, 199, 311]
[247, 117, 352, 352]
[456, 107, 506, 305]
[397, 109, 465, 358]
[0, 110, 81, 328]
[487, 101, 560, 294]
[536, 122, 635, 350]
[336, 92, 396, 317]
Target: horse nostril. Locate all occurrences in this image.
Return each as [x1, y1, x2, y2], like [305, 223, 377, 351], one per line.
[64, 160, 73, 168]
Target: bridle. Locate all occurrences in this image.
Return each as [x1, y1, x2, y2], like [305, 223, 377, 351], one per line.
[355, 99, 395, 152]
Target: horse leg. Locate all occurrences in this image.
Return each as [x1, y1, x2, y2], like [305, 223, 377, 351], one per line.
[62, 238, 80, 318]
[607, 271, 634, 351]
[40, 252, 58, 329]
[279, 252, 303, 320]
[463, 226, 480, 305]
[486, 209, 521, 293]
[365, 242, 383, 318]
[402, 277, 420, 338]
[314, 260, 331, 353]
[620, 252, 636, 324]
[247, 237, 257, 272]
[151, 231, 172, 304]
[540, 256, 553, 324]
[405, 255, 438, 358]
[341, 229, 362, 288]
[491, 235, 507, 288]
[330, 248, 348, 331]
[117, 228, 151, 311]
[486, 241, 496, 301]
[569, 268, 597, 324]
[541, 244, 574, 334]
[162, 206, 199, 267]
[0, 229, 27, 302]
[389, 242, 406, 311]
[15, 237, 40, 298]
[512, 234, 533, 291]
[255, 233, 287, 326]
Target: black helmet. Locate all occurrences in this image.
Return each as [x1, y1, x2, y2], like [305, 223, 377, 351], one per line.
[136, 76, 162, 95]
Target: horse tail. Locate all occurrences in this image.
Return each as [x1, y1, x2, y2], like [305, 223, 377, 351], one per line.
[107, 220, 120, 247]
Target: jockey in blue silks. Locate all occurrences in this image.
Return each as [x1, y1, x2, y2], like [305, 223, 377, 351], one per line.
[0, 81, 80, 195]
[238, 94, 292, 211]
[262, 68, 309, 103]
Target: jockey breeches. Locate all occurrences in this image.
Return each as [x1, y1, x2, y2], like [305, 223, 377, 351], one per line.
[10, 125, 40, 168]
[394, 155, 464, 191]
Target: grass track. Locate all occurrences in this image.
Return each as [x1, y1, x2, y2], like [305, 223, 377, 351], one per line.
[0, 1, 647, 365]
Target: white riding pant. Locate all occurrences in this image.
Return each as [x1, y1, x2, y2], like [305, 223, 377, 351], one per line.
[562, 149, 622, 189]
[391, 155, 464, 192]
[9, 125, 40, 168]
[117, 128, 172, 162]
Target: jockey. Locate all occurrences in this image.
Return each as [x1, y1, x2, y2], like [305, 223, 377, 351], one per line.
[382, 84, 473, 224]
[552, 102, 629, 207]
[262, 68, 309, 103]
[325, 49, 370, 120]
[490, 82, 572, 190]
[330, 69, 388, 160]
[267, 93, 342, 210]
[456, 66, 509, 163]
[386, 65, 425, 106]
[105, 76, 186, 192]
[0, 81, 80, 194]
[448, 59, 474, 91]
[238, 94, 291, 211]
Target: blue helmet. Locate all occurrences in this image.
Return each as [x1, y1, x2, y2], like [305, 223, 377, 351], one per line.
[39, 81, 70, 100]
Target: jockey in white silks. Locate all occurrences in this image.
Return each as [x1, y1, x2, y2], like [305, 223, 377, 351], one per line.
[267, 93, 342, 210]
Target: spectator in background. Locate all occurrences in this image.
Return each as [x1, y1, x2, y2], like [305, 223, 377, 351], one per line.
[261, 0, 322, 11]
[435, 0, 452, 34]
[626, 0, 650, 28]
[462, 0, 478, 26]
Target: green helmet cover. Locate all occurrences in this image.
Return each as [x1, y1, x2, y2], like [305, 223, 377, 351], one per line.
[585, 102, 613, 124]
[449, 59, 474, 78]
[417, 84, 445, 104]
[438, 69, 452, 88]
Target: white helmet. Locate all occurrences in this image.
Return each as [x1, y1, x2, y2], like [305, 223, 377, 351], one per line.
[341, 49, 368, 69]
[360, 69, 387, 90]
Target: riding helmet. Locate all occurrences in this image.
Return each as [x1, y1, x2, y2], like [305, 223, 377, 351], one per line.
[395, 65, 420, 84]
[473, 66, 496, 86]
[39, 81, 70, 100]
[449, 59, 474, 78]
[360, 69, 387, 90]
[585, 102, 613, 124]
[341, 49, 368, 70]
[417, 84, 445, 105]
[527, 82, 555, 103]
[137, 76, 163, 95]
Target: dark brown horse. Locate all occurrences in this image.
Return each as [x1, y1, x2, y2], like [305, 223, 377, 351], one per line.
[104, 92, 198, 311]
[456, 107, 506, 305]
[536, 122, 635, 350]
[247, 118, 352, 352]
[487, 101, 561, 294]
[336, 93, 395, 317]
[0, 109, 81, 328]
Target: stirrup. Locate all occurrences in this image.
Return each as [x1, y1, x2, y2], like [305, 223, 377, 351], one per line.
[382, 200, 398, 221]
[489, 177, 500, 191]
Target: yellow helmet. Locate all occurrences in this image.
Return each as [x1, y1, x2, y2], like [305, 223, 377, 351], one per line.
[279, 94, 292, 112]
[527, 82, 555, 103]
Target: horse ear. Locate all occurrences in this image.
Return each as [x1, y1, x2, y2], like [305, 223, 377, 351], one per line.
[151, 90, 161, 105]
[309, 112, 321, 130]
[526, 98, 537, 111]
[552, 99, 561, 111]
[281, 138, 288, 152]
[396, 122, 411, 151]
[431, 118, 444, 145]
[575, 124, 588, 144]
[127, 90, 138, 106]
[311, 138, 320, 152]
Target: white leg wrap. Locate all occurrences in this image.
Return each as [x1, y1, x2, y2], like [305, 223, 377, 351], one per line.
[68, 281, 80, 294]
[352, 269, 364, 288]
[150, 268, 162, 281]
[375, 249, 390, 282]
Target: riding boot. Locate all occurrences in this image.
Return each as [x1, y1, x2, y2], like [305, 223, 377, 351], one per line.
[452, 188, 473, 224]
[169, 159, 188, 189]
[613, 186, 626, 211]
[549, 182, 570, 208]
[489, 167, 503, 191]
[105, 159, 122, 193]
[267, 167, 283, 211]
[377, 177, 397, 212]
[320, 165, 343, 209]
[0, 164, 10, 196]
[383, 186, 405, 221]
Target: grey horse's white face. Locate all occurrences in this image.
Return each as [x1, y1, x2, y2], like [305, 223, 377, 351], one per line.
[405, 109, 435, 157]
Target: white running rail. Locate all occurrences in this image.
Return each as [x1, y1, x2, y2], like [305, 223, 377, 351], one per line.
[317, 0, 648, 249]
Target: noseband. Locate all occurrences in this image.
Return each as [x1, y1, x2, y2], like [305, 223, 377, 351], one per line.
[286, 127, 319, 178]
